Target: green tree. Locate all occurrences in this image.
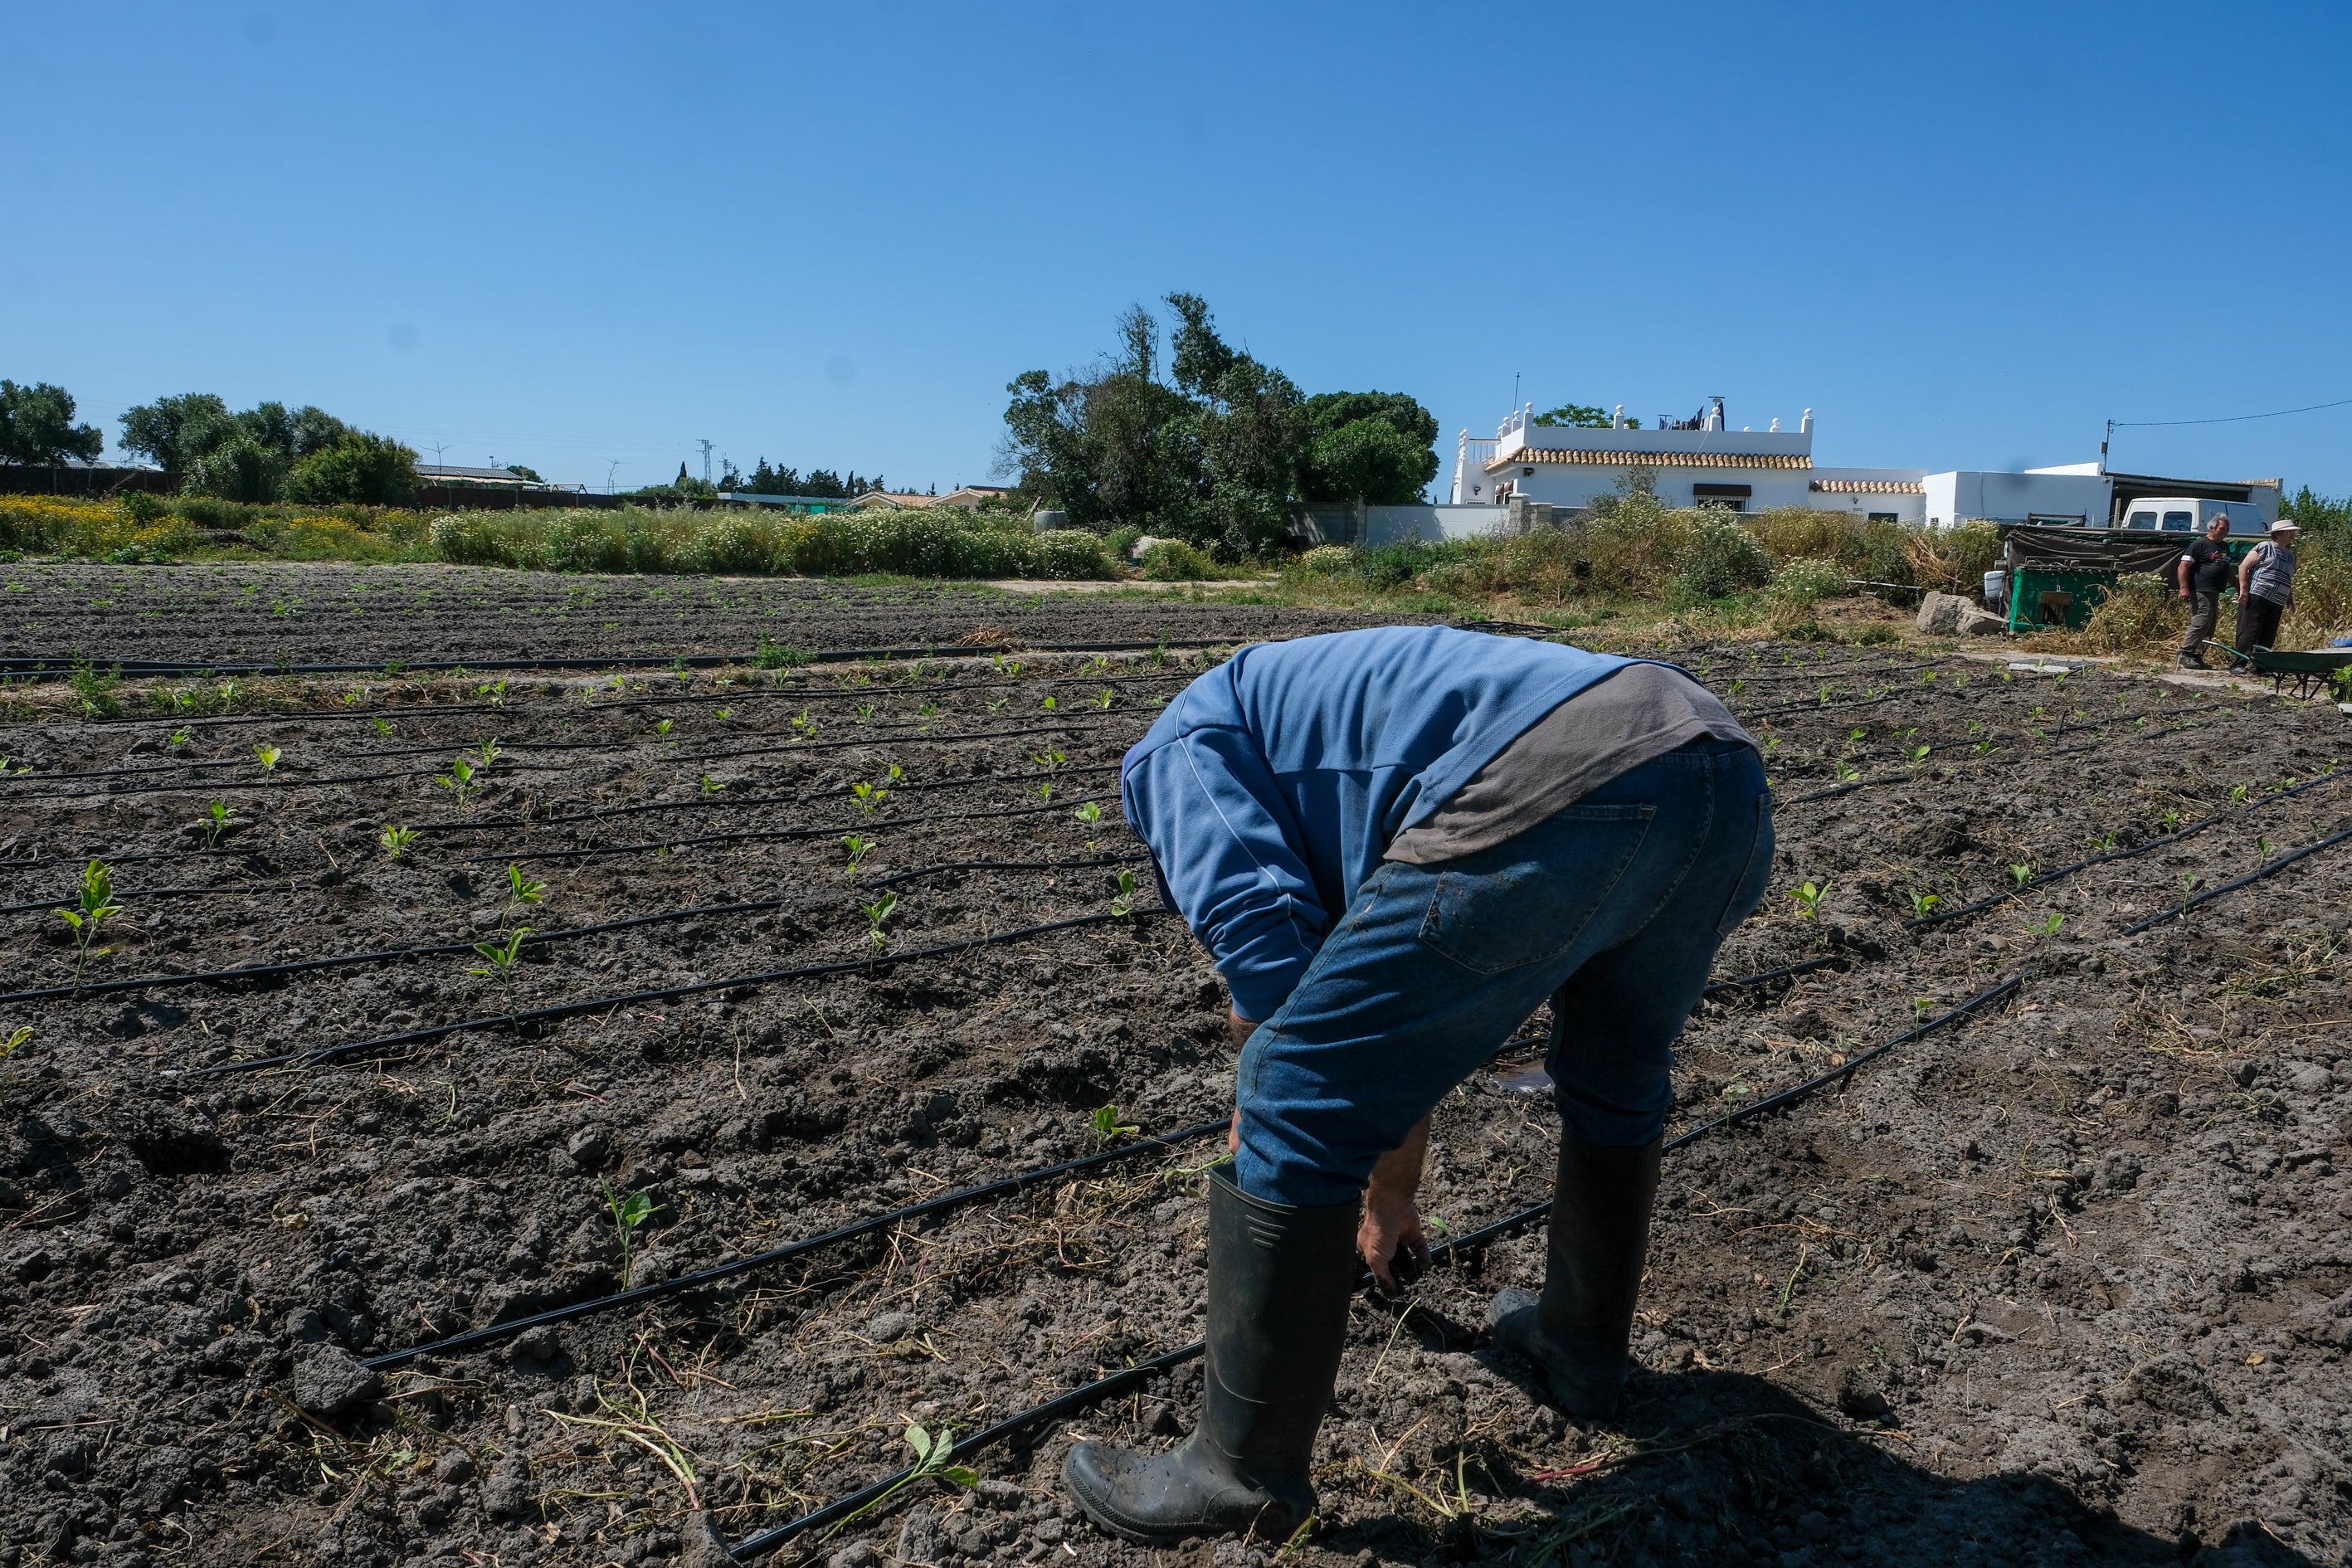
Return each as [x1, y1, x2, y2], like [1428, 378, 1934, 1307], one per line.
[1298, 390, 1440, 504]
[1534, 402, 1614, 428]
[284, 431, 421, 504]
[118, 392, 236, 473]
[184, 436, 289, 501]
[0, 380, 105, 465]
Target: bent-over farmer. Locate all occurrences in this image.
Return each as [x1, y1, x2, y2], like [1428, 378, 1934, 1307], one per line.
[1064, 625, 1774, 1542]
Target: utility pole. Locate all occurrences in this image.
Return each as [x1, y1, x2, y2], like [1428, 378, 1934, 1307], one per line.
[695, 438, 715, 487]
[606, 460, 624, 494]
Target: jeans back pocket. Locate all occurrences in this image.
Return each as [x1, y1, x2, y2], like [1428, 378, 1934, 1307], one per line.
[1415, 803, 1656, 976]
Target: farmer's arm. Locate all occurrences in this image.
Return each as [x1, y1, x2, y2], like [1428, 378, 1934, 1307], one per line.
[2239, 546, 2258, 596]
[2178, 553, 2192, 598]
[1122, 728, 1330, 1025]
[1361, 1114, 1433, 1293]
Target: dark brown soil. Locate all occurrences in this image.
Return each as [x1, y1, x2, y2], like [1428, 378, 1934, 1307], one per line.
[2, 582, 2348, 1568]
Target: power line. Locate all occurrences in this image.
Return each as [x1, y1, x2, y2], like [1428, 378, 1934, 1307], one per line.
[2112, 393, 2352, 429]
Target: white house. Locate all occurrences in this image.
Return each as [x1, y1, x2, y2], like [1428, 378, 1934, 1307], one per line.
[1446, 401, 2279, 530]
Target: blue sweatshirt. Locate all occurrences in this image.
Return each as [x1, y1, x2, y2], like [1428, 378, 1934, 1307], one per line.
[1121, 626, 1638, 1020]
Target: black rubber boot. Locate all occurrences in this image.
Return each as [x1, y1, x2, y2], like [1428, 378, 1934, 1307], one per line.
[1064, 1166, 1359, 1542]
[1487, 1132, 1663, 1418]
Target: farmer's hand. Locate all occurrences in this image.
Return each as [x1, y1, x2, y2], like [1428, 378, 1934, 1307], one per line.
[1227, 1009, 1254, 1050]
[1361, 1116, 1434, 1296]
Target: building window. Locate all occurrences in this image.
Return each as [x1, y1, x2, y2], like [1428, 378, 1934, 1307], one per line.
[1522, 467, 1535, 477]
[1868, 512, 1899, 523]
[1692, 482, 1751, 514]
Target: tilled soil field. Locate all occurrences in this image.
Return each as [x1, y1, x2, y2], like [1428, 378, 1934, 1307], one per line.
[1, 586, 2349, 1568]
[0, 562, 1424, 669]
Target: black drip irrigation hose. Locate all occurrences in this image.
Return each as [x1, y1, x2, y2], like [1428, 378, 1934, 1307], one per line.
[167, 908, 1182, 1080]
[0, 883, 260, 920]
[0, 636, 1258, 683]
[2120, 820, 2352, 936]
[1906, 770, 2346, 933]
[0, 855, 1152, 1007]
[467, 795, 1124, 866]
[361, 1118, 1234, 1374]
[724, 971, 2024, 1560]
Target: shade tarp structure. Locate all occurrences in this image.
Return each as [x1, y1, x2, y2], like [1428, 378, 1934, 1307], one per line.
[1999, 525, 2186, 577]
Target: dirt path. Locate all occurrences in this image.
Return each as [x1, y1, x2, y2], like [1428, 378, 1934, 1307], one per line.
[0, 591, 2347, 1568]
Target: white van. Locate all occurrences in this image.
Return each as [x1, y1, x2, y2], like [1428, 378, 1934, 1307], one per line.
[2117, 497, 2271, 538]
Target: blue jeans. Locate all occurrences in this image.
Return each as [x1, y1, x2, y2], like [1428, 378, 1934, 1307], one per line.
[1233, 740, 1774, 1207]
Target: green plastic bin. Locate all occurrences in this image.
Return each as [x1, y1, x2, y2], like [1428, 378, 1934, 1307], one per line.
[2007, 567, 2114, 634]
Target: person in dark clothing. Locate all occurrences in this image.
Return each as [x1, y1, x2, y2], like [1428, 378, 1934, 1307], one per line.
[2176, 515, 2233, 668]
[2235, 519, 2301, 655]
[1064, 627, 1774, 1543]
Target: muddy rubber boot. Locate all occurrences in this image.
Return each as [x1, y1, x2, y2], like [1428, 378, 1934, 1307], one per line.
[1487, 1132, 1663, 1418]
[1064, 1166, 1359, 1543]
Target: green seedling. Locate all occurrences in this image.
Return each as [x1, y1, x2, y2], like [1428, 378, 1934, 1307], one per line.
[1906, 743, 1931, 766]
[1090, 1103, 1141, 1150]
[56, 859, 122, 990]
[469, 927, 532, 1020]
[656, 718, 676, 740]
[700, 773, 723, 796]
[1833, 761, 1862, 783]
[855, 704, 875, 724]
[2009, 864, 2033, 889]
[1042, 693, 1060, 711]
[1912, 997, 1935, 1028]
[2033, 912, 2066, 940]
[851, 779, 889, 815]
[1074, 801, 1103, 826]
[252, 743, 282, 772]
[2177, 871, 2202, 913]
[993, 654, 1023, 679]
[860, 893, 898, 952]
[2087, 831, 2118, 854]
[917, 701, 941, 724]
[818, 1423, 979, 1541]
[476, 679, 508, 706]
[1035, 782, 1055, 803]
[1921, 669, 1937, 682]
[380, 824, 416, 859]
[601, 1181, 660, 1291]
[2257, 835, 2277, 861]
[713, 708, 733, 721]
[1110, 869, 1138, 918]
[1907, 889, 1941, 918]
[2228, 783, 2250, 804]
[1092, 655, 1112, 673]
[1095, 688, 1115, 709]
[372, 717, 395, 737]
[437, 755, 482, 807]
[1786, 880, 1829, 919]
[790, 709, 816, 738]
[2160, 810, 2181, 833]
[168, 727, 193, 747]
[987, 695, 1008, 713]
[842, 834, 875, 879]
[1149, 640, 1168, 667]
[505, 864, 548, 917]
[0, 1025, 30, 1064]
[1030, 749, 1067, 772]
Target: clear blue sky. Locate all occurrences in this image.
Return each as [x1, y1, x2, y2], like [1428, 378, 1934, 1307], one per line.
[6, 2, 2349, 496]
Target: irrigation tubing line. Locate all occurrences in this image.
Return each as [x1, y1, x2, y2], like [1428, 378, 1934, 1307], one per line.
[0, 636, 1262, 684]
[168, 908, 1183, 1080]
[361, 1118, 1234, 1374]
[724, 971, 2024, 1561]
[468, 796, 1124, 865]
[1906, 770, 2348, 931]
[0, 855, 1153, 1007]
[2119, 821, 2352, 936]
[0, 883, 263, 919]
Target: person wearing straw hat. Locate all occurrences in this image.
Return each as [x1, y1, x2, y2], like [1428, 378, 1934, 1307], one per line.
[1064, 625, 1771, 1543]
[2235, 519, 2301, 655]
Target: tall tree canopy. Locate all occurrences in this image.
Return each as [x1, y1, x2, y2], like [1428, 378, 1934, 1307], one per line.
[117, 392, 408, 504]
[1000, 295, 1438, 558]
[0, 380, 105, 466]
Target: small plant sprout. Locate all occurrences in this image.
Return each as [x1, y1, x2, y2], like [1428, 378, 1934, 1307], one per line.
[2087, 830, 2118, 854]
[1833, 760, 1862, 784]
[1090, 1103, 1141, 1150]
[1786, 881, 1829, 919]
[2257, 834, 2277, 861]
[601, 1181, 660, 1291]
[1906, 743, 1931, 766]
[477, 678, 508, 706]
[2178, 871, 2201, 913]
[2229, 782, 2250, 804]
[57, 859, 123, 990]
[655, 718, 676, 739]
[1035, 781, 1055, 803]
[505, 864, 548, 918]
[168, 727, 193, 747]
[252, 743, 283, 772]
[842, 834, 875, 879]
[1030, 749, 1067, 772]
[1074, 801, 1103, 826]
[1095, 687, 1115, 709]
[713, 707, 733, 722]
[1718, 1082, 1752, 1122]
[201, 800, 235, 849]
[2161, 809, 2182, 833]
[1110, 869, 1139, 918]
[860, 893, 898, 952]
[987, 695, 1008, 713]
[373, 717, 395, 737]
[851, 780, 888, 816]
[1912, 997, 1935, 1028]
[701, 773, 723, 796]
[1907, 889, 1941, 918]
[2009, 863, 2033, 889]
[855, 703, 874, 723]
[0, 1025, 30, 1063]
[790, 709, 816, 737]
[469, 927, 532, 1020]
[1041, 694, 1059, 711]
[437, 755, 482, 807]
[380, 824, 417, 858]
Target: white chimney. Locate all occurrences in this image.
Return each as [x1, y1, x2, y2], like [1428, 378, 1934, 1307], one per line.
[1769, 417, 1780, 432]
[1800, 407, 1814, 434]
[1613, 403, 1625, 430]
